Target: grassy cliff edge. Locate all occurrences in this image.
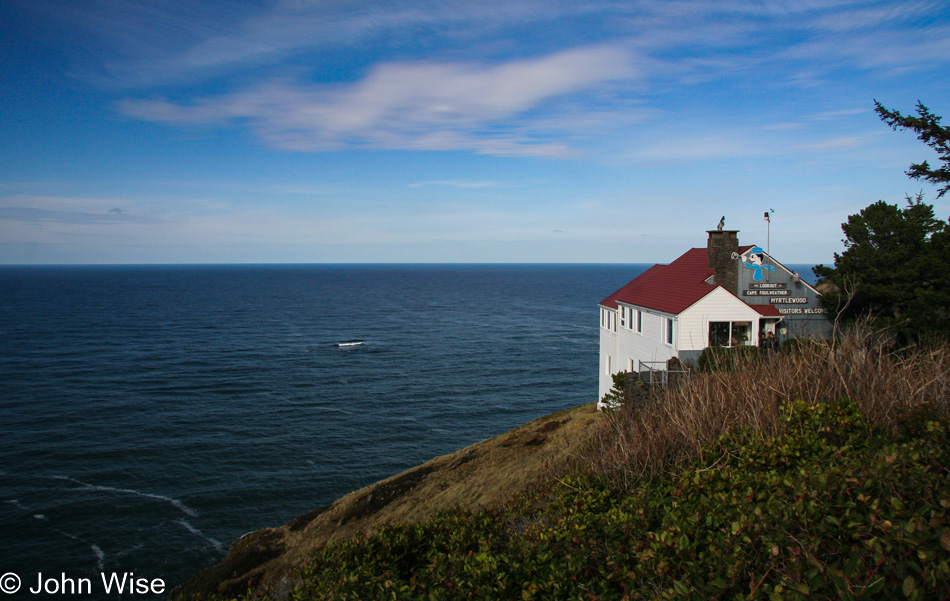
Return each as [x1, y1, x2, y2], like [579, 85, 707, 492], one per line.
[172, 403, 604, 599]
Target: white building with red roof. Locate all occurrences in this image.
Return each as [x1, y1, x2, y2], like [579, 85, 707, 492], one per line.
[598, 229, 831, 403]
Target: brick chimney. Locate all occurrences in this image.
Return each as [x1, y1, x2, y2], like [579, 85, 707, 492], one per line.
[707, 230, 739, 294]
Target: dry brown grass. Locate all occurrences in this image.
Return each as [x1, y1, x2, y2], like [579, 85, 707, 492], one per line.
[586, 327, 950, 489]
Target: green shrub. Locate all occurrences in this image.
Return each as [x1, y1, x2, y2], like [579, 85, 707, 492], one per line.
[598, 371, 628, 410]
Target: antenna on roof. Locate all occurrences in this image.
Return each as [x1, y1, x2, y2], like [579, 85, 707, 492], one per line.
[764, 209, 774, 280]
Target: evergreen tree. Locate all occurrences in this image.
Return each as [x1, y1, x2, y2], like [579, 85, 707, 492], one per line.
[813, 196, 949, 340]
[815, 101, 950, 341]
[874, 100, 950, 198]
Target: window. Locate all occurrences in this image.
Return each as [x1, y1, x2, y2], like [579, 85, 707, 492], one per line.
[708, 321, 752, 347]
[666, 318, 674, 345]
[628, 358, 636, 372]
[605, 355, 612, 375]
[731, 322, 751, 346]
[636, 309, 642, 333]
[620, 306, 626, 328]
[709, 322, 730, 346]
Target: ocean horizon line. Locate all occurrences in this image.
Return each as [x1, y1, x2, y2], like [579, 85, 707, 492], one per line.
[0, 261, 820, 268]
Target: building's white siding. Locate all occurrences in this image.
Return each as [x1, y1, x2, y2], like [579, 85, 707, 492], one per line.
[598, 307, 619, 400]
[598, 303, 679, 401]
[597, 289, 764, 402]
[677, 288, 761, 351]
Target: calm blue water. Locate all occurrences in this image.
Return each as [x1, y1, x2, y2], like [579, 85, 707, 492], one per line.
[0, 264, 651, 597]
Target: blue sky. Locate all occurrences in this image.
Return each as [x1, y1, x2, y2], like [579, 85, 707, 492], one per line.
[1, 0, 947, 264]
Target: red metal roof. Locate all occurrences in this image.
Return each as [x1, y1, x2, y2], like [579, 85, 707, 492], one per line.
[599, 245, 777, 316]
[599, 248, 715, 314]
[749, 304, 783, 317]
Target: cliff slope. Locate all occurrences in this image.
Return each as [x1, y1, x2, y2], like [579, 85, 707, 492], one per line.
[173, 402, 602, 599]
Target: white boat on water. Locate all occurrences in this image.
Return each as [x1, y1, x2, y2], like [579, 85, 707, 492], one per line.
[335, 341, 365, 348]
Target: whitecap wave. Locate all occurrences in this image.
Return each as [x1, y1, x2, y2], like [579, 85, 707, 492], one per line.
[176, 518, 225, 554]
[50, 527, 105, 571]
[5, 499, 28, 511]
[318, 407, 356, 415]
[90, 544, 105, 571]
[49, 475, 198, 517]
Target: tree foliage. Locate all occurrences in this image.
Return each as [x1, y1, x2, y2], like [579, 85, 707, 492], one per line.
[874, 100, 950, 198]
[814, 102, 950, 341]
[814, 195, 950, 340]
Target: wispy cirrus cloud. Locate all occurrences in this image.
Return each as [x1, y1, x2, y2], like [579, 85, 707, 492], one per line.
[624, 131, 767, 163]
[409, 180, 514, 189]
[103, 0, 949, 150]
[792, 134, 879, 151]
[118, 45, 638, 156]
[36, 0, 950, 91]
[808, 0, 942, 32]
[46, 0, 629, 87]
[622, 124, 883, 164]
[763, 108, 870, 131]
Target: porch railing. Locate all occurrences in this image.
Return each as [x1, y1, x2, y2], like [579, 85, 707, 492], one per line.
[639, 361, 690, 387]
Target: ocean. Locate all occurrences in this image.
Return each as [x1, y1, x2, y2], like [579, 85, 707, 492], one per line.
[0, 264, 654, 598]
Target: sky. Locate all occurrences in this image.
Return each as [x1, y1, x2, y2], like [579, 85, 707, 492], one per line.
[1, 1, 948, 265]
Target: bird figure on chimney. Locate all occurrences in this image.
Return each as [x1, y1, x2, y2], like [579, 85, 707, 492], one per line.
[717, 216, 725, 231]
